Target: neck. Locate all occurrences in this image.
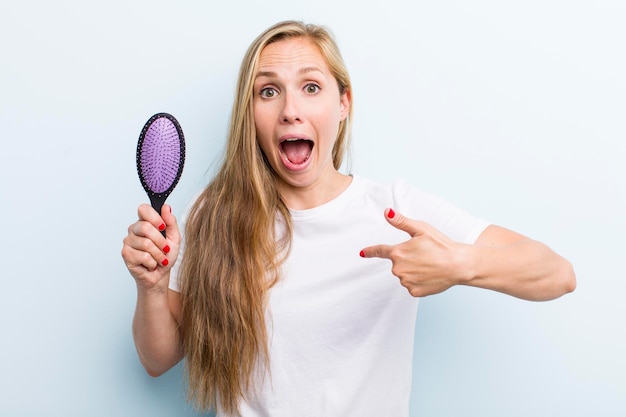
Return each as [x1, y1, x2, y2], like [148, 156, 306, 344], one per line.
[278, 171, 352, 210]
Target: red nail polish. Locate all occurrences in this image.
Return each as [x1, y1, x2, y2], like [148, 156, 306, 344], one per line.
[158, 223, 166, 231]
[359, 250, 365, 258]
[387, 208, 395, 219]
[162, 258, 169, 267]
[163, 245, 170, 254]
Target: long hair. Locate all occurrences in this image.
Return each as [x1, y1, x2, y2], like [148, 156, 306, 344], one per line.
[177, 20, 353, 414]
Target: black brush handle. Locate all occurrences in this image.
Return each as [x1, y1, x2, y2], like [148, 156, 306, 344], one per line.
[149, 193, 168, 237]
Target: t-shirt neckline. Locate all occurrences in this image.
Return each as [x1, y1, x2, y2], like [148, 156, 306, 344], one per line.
[288, 175, 362, 222]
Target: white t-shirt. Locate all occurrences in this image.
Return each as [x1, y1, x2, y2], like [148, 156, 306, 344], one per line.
[170, 175, 489, 417]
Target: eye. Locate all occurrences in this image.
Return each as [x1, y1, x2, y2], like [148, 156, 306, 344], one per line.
[304, 83, 320, 94]
[260, 87, 278, 98]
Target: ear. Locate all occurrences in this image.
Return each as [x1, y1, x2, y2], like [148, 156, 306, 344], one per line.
[339, 89, 351, 121]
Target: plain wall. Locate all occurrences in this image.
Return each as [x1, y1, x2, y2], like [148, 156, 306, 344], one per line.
[1, 0, 624, 415]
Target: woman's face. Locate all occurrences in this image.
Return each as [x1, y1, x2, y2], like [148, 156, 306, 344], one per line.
[253, 37, 350, 200]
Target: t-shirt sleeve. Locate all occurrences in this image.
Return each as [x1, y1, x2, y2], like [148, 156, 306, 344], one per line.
[168, 240, 183, 293]
[392, 178, 490, 244]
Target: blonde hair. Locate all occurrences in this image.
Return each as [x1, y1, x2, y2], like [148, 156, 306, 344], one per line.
[177, 20, 353, 414]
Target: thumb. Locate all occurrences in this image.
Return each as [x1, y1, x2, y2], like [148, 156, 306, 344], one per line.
[161, 204, 181, 243]
[383, 208, 425, 237]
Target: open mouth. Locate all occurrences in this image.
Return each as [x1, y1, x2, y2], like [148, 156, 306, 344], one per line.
[280, 138, 313, 166]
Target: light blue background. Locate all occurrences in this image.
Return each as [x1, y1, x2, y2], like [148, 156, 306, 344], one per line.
[1, 0, 624, 415]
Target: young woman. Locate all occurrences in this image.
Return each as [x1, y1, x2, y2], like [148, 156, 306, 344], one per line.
[121, 20, 576, 417]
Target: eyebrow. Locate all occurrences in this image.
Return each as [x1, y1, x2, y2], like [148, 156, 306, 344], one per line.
[255, 66, 324, 79]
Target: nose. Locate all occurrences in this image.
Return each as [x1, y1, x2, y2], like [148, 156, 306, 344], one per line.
[280, 90, 302, 123]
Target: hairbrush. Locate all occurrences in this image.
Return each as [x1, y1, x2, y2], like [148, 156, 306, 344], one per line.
[136, 112, 185, 234]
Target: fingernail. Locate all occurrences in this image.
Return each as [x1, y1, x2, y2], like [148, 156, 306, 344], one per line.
[387, 208, 395, 219]
[158, 223, 166, 231]
[162, 258, 169, 267]
[163, 245, 170, 254]
[359, 250, 365, 258]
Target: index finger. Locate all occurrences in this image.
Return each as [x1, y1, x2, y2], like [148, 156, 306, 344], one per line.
[137, 203, 165, 230]
[360, 244, 394, 259]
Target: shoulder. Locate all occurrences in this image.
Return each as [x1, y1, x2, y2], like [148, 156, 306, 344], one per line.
[354, 175, 489, 243]
[354, 175, 439, 209]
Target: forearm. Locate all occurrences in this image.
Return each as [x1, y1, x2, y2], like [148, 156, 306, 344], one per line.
[464, 238, 576, 301]
[132, 284, 183, 376]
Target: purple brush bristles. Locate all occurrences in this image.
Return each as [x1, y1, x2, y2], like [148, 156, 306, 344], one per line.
[140, 117, 182, 193]
[136, 113, 185, 223]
